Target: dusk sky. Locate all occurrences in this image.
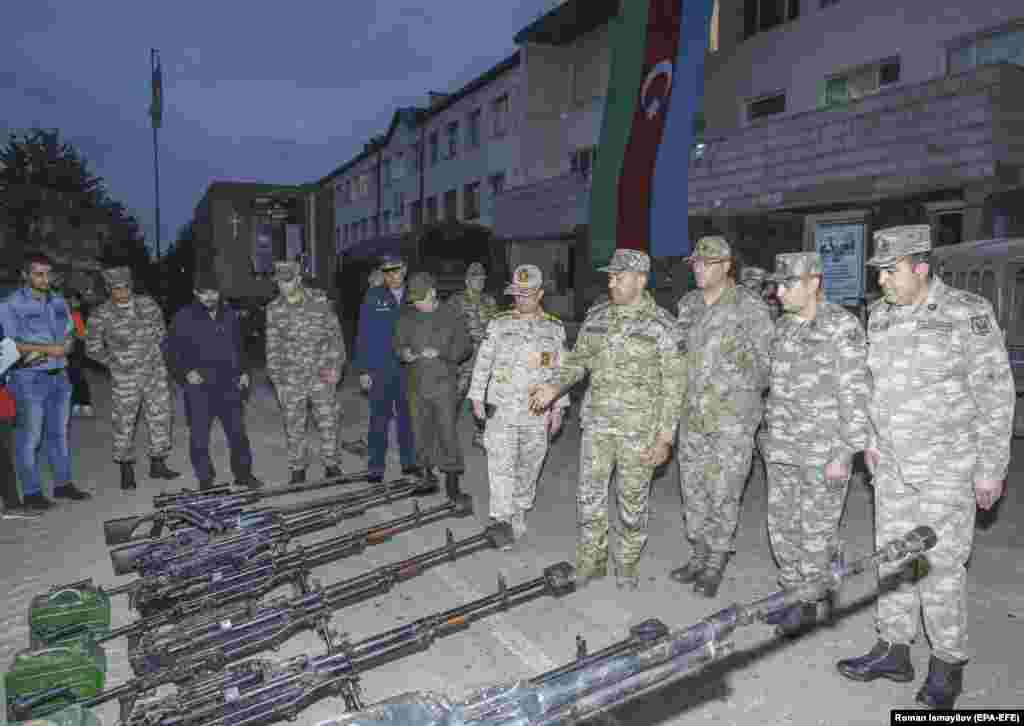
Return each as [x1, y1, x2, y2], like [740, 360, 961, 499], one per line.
[2, 1, 556, 255]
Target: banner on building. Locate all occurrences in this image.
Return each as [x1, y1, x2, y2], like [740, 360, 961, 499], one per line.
[814, 221, 866, 305]
[588, 0, 714, 269]
[252, 219, 274, 275]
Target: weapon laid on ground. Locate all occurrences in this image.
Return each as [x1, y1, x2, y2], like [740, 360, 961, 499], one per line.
[9, 563, 576, 725]
[104, 475, 433, 546]
[309, 526, 937, 726]
[124, 522, 514, 676]
[150, 469, 376, 510]
[106, 479, 443, 579]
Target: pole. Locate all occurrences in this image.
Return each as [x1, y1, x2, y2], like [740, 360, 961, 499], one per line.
[150, 48, 163, 261]
[153, 123, 161, 260]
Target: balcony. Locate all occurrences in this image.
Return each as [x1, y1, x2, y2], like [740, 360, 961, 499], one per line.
[493, 172, 590, 239]
[689, 63, 1024, 216]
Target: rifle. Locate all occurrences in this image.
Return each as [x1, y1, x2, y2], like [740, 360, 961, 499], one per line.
[106, 479, 443, 578]
[318, 526, 937, 726]
[104, 475, 433, 546]
[11, 563, 576, 725]
[124, 522, 515, 677]
[149, 469, 377, 510]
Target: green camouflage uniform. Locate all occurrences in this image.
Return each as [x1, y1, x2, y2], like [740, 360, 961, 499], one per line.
[86, 267, 174, 463]
[558, 251, 687, 580]
[266, 264, 346, 473]
[469, 266, 568, 530]
[762, 252, 872, 589]
[677, 238, 774, 558]
[865, 226, 1013, 665]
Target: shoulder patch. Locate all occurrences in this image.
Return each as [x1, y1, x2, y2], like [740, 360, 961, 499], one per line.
[969, 314, 992, 336]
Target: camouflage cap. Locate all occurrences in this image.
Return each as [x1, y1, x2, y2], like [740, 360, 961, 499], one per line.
[868, 224, 932, 267]
[741, 266, 767, 286]
[102, 266, 132, 288]
[769, 252, 823, 283]
[597, 248, 650, 274]
[273, 261, 300, 282]
[407, 271, 436, 302]
[379, 255, 405, 272]
[504, 264, 544, 296]
[466, 261, 486, 279]
[687, 235, 732, 261]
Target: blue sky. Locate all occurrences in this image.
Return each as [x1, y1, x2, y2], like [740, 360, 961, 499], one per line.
[2, 1, 556, 255]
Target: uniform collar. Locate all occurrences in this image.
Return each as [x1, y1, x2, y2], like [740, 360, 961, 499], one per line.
[611, 291, 654, 319]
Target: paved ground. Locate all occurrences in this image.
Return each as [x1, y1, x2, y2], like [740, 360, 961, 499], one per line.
[1, 367, 1020, 725]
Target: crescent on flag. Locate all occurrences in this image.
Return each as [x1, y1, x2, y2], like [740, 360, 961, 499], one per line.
[641, 59, 675, 120]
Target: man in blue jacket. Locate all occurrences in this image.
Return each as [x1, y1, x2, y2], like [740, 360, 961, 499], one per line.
[163, 269, 264, 490]
[353, 256, 417, 483]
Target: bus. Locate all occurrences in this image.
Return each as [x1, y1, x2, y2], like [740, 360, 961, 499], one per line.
[930, 238, 1023, 438]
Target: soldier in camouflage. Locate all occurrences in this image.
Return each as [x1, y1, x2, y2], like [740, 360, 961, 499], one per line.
[469, 265, 568, 547]
[739, 266, 767, 294]
[670, 236, 774, 597]
[836, 226, 1013, 710]
[86, 266, 180, 489]
[448, 262, 498, 450]
[265, 261, 347, 484]
[530, 249, 687, 591]
[761, 252, 871, 636]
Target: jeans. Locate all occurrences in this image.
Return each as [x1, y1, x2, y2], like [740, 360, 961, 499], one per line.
[10, 369, 72, 496]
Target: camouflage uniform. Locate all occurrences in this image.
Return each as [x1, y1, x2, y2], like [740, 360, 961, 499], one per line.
[762, 253, 872, 589]
[740, 266, 766, 294]
[265, 262, 346, 473]
[863, 227, 1013, 666]
[468, 265, 568, 533]
[86, 267, 174, 463]
[676, 238, 774, 562]
[557, 250, 687, 581]
[449, 264, 498, 401]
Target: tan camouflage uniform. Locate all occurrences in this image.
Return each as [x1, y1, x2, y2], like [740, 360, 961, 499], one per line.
[558, 250, 688, 581]
[266, 262, 346, 473]
[676, 238, 774, 559]
[468, 265, 568, 532]
[86, 267, 174, 462]
[865, 226, 1013, 665]
[762, 252, 872, 589]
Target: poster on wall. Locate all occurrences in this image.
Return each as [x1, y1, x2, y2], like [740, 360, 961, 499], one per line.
[815, 221, 865, 305]
[252, 219, 274, 275]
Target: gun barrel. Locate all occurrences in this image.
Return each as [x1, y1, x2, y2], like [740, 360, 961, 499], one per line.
[151, 470, 375, 508]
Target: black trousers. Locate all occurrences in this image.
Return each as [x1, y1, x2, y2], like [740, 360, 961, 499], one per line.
[1, 421, 19, 505]
[67, 360, 92, 406]
[186, 385, 253, 483]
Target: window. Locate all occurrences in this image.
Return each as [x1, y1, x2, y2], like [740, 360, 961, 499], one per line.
[429, 132, 439, 166]
[747, 93, 786, 121]
[467, 109, 482, 150]
[489, 172, 506, 196]
[492, 94, 510, 137]
[446, 121, 459, 159]
[819, 59, 901, 109]
[444, 189, 458, 221]
[425, 197, 438, 224]
[383, 158, 393, 188]
[744, 0, 799, 39]
[981, 269, 997, 314]
[463, 182, 481, 220]
[948, 25, 1024, 75]
[411, 200, 423, 229]
[570, 146, 597, 181]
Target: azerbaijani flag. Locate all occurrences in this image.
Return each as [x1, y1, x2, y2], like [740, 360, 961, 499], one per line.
[588, 0, 714, 268]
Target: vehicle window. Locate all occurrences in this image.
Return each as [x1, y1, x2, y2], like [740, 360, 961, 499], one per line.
[1016, 269, 1024, 337]
[980, 269, 997, 315]
[968, 270, 981, 294]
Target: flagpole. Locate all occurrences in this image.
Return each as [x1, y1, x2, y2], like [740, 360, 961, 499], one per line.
[153, 121, 161, 261]
[150, 48, 163, 260]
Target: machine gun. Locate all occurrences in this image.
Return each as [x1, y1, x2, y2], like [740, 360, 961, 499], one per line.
[123, 522, 514, 676]
[313, 526, 938, 726]
[149, 469, 377, 510]
[104, 475, 434, 546]
[106, 479, 443, 578]
[10, 563, 576, 725]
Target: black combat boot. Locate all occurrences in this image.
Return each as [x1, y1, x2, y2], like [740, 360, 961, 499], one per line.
[120, 462, 137, 491]
[324, 466, 343, 480]
[401, 465, 422, 478]
[836, 640, 915, 683]
[53, 482, 91, 500]
[444, 471, 462, 499]
[915, 656, 965, 710]
[693, 551, 730, 598]
[290, 469, 306, 485]
[235, 473, 264, 489]
[198, 477, 215, 492]
[669, 539, 709, 584]
[150, 457, 181, 480]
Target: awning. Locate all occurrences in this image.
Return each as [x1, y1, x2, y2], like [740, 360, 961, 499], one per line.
[514, 0, 619, 46]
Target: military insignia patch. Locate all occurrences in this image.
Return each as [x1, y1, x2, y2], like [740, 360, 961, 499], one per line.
[518, 269, 530, 283]
[540, 352, 552, 367]
[970, 315, 992, 336]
